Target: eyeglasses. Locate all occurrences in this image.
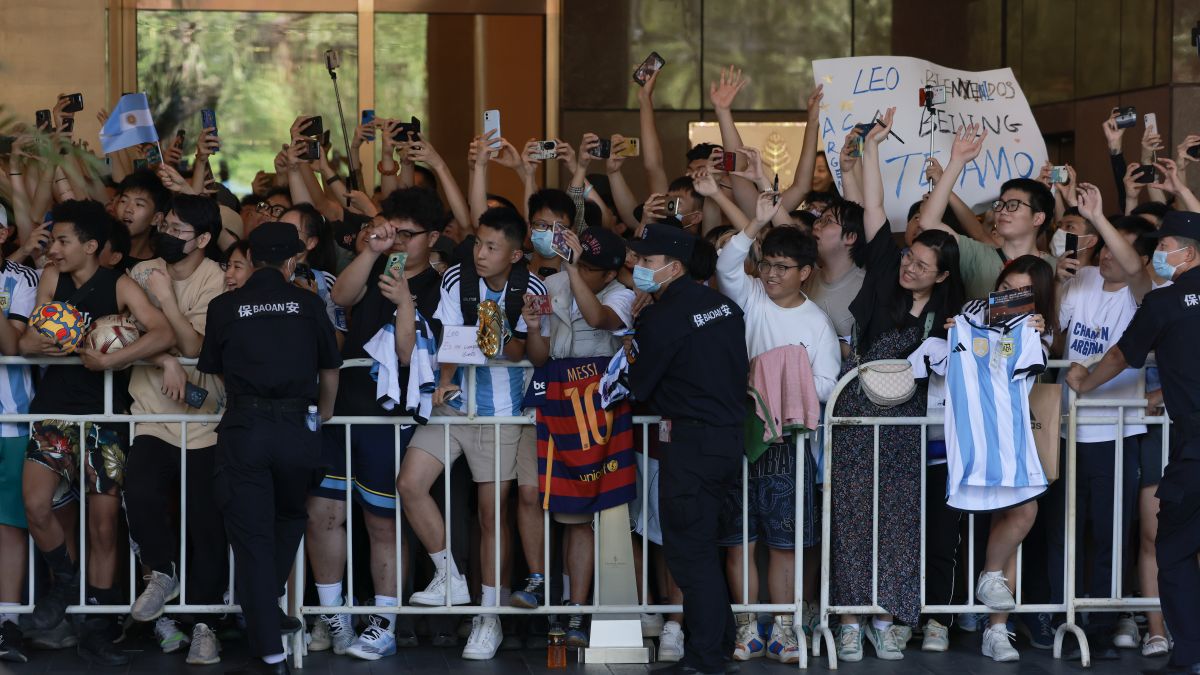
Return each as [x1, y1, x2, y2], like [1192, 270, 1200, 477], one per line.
[991, 198, 1032, 213]
[393, 229, 429, 243]
[900, 248, 934, 275]
[256, 202, 287, 218]
[530, 220, 562, 232]
[756, 261, 802, 276]
[157, 223, 196, 239]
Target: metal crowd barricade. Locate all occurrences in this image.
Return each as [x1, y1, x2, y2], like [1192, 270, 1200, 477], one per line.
[814, 358, 1166, 670]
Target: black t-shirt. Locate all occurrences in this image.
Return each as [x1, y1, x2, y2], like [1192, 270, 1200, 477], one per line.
[849, 226, 940, 357]
[335, 261, 442, 415]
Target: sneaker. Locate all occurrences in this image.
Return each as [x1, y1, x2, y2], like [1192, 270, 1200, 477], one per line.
[975, 571, 1016, 611]
[347, 615, 397, 661]
[1112, 616, 1139, 648]
[921, 619, 949, 652]
[957, 612, 983, 632]
[981, 623, 1019, 662]
[732, 613, 765, 660]
[0, 621, 28, 663]
[658, 620, 684, 662]
[1142, 633, 1170, 657]
[311, 612, 355, 654]
[410, 570, 470, 606]
[837, 624, 863, 663]
[154, 616, 190, 654]
[510, 574, 545, 609]
[185, 623, 221, 665]
[30, 571, 78, 631]
[893, 624, 912, 648]
[462, 615, 503, 660]
[393, 614, 419, 648]
[25, 617, 77, 650]
[131, 569, 179, 622]
[864, 623, 904, 661]
[640, 613, 664, 638]
[565, 613, 588, 648]
[1016, 612, 1055, 650]
[766, 615, 801, 664]
[800, 601, 819, 637]
[76, 617, 130, 667]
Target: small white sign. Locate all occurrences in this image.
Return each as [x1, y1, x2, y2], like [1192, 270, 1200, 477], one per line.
[437, 325, 486, 365]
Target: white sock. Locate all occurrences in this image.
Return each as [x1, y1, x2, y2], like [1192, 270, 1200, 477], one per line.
[481, 585, 499, 609]
[872, 617, 893, 632]
[316, 581, 343, 608]
[263, 653, 286, 664]
[375, 595, 398, 629]
[429, 550, 461, 578]
[563, 574, 571, 603]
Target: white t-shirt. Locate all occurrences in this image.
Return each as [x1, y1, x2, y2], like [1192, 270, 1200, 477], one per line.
[1056, 266, 1146, 442]
[716, 232, 841, 401]
[539, 291, 635, 340]
[0, 261, 37, 437]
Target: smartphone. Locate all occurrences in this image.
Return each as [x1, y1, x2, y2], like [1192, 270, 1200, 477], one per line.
[324, 49, 340, 71]
[615, 137, 641, 158]
[144, 144, 164, 166]
[589, 138, 611, 159]
[200, 109, 219, 152]
[720, 151, 736, 171]
[361, 109, 376, 141]
[294, 262, 313, 281]
[35, 109, 52, 132]
[59, 116, 75, 135]
[1114, 106, 1137, 129]
[174, 128, 186, 147]
[525, 294, 552, 316]
[531, 140, 558, 161]
[1133, 164, 1157, 184]
[391, 116, 421, 143]
[1050, 166, 1069, 184]
[1189, 143, 1200, 160]
[386, 251, 407, 276]
[0, 136, 13, 155]
[918, 85, 947, 108]
[60, 93, 84, 114]
[632, 51, 666, 87]
[184, 382, 209, 409]
[1065, 232, 1079, 260]
[321, 129, 331, 147]
[666, 197, 683, 216]
[300, 139, 320, 161]
[1144, 112, 1158, 136]
[299, 115, 323, 138]
[550, 223, 575, 264]
[482, 110, 501, 155]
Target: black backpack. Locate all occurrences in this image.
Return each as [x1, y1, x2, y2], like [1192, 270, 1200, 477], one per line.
[457, 259, 530, 332]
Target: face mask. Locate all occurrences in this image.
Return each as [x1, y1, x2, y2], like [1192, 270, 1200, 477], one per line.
[632, 262, 673, 293]
[1049, 229, 1069, 258]
[155, 232, 191, 264]
[531, 229, 555, 257]
[1152, 247, 1186, 280]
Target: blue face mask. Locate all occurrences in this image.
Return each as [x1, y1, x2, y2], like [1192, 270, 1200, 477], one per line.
[1152, 247, 1185, 280]
[633, 262, 673, 293]
[531, 229, 555, 257]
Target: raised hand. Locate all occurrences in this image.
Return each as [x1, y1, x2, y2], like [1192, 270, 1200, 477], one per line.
[1122, 163, 1146, 200]
[864, 107, 896, 148]
[752, 189, 781, 226]
[607, 134, 629, 174]
[1142, 127, 1165, 154]
[731, 147, 766, 185]
[839, 129, 860, 171]
[805, 84, 824, 122]
[1075, 182, 1105, 221]
[1101, 111, 1125, 153]
[949, 123, 988, 165]
[1150, 157, 1183, 195]
[689, 168, 720, 197]
[924, 157, 945, 184]
[195, 127, 220, 162]
[637, 67, 660, 105]
[709, 65, 748, 111]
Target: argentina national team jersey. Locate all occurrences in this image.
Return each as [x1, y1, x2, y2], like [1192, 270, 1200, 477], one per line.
[945, 304, 1047, 512]
[0, 261, 38, 436]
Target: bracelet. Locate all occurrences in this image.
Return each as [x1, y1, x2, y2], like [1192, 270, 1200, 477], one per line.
[325, 174, 342, 185]
[377, 160, 399, 176]
[8, 173, 20, 177]
[55, 177, 69, 183]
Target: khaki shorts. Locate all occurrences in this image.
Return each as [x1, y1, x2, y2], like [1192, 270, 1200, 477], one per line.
[409, 405, 521, 483]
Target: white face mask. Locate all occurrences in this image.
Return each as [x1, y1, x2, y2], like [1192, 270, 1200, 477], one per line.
[1049, 228, 1093, 258]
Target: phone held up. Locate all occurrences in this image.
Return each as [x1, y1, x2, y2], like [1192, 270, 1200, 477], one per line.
[60, 93, 84, 114]
[589, 139, 612, 159]
[35, 109, 52, 132]
[361, 109, 376, 141]
[200, 109, 219, 152]
[550, 223, 575, 264]
[1133, 164, 1159, 184]
[386, 252, 408, 277]
[392, 116, 421, 143]
[1050, 166, 1070, 185]
[482, 110, 501, 156]
[1114, 106, 1137, 130]
[615, 138, 641, 158]
[633, 51, 666, 87]
[531, 140, 558, 161]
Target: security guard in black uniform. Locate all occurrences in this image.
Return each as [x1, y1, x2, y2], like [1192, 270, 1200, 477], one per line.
[626, 223, 749, 675]
[198, 222, 342, 674]
[1067, 210, 1200, 675]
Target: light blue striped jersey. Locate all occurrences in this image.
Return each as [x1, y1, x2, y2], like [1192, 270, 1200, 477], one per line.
[0, 261, 37, 436]
[312, 269, 347, 332]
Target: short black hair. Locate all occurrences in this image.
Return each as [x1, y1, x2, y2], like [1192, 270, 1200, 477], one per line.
[107, 216, 131, 257]
[687, 237, 717, 280]
[999, 177, 1054, 227]
[686, 143, 721, 163]
[283, 203, 338, 272]
[478, 206, 527, 248]
[1104, 215, 1157, 259]
[527, 189, 576, 224]
[118, 169, 171, 214]
[668, 175, 700, 201]
[1131, 201, 1170, 221]
[380, 187, 447, 232]
[761, 226, 817, 269]
[825, 198, 867, 266]
[170, 194, 220, 240]
[224, 239, 251, 262]
[263, 186, 292, 204]
[789, 209, 817, 230]
[486, 193, 518, 213]
[906, 199, 962, 233]
[51, 199, 110, 252]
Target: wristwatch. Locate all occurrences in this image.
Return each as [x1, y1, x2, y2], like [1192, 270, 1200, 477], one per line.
[377, 160, 399, 176]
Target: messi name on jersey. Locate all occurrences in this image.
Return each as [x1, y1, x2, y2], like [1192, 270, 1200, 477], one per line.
[536, 356, 636, 514]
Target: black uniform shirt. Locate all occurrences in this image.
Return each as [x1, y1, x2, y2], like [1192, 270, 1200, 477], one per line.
[1118, 266, 1200, 426]
[629, 278, 749, 427]
[198, 268, 342, 401]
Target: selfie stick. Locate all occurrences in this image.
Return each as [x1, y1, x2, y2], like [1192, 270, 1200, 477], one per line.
[924, 86, 937, 193]
[325, 50, 359, 191]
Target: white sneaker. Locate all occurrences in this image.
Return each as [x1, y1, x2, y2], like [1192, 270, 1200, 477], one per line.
[921, 619, 949, 652]
[640, 613, 664, 638]
[864, 623, 904, 661]
[410, 570, 470, 606]
[1142, 633, 1170, 657]
[800, 601, 819, 636]
[658, 621, 684, 662]
[837, 624, 863, 663]
[185, 623, 220, 665]
[347, 615, 397, 661]
[153, 616, 190, 654]
[892, 624, 912, 648]
[766, 615, 801, 664]
[732, 613, 764, 660]
[975, 571, 1016, 611]
[310, 611, 355, 654]
[981, 623, 1019, 662]
[1112, 616, 1139, 648]
[462, 615, 502, 660]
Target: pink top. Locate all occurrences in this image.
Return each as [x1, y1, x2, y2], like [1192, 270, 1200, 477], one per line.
[749, 344, 821, 442]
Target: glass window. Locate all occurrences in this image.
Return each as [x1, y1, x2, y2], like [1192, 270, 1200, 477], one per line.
[374, 14, 429, 134]
[136, 10, 358, 193]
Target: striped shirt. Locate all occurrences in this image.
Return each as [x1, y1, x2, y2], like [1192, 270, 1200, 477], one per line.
[0, 261, 38, 436]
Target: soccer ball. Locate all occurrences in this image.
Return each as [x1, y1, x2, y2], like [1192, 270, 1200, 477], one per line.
[30, 302, 89, 353]
[84, 314, 141, 355]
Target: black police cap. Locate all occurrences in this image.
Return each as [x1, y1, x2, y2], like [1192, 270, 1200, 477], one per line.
[249, 221, 306, 263]
[1147, 210, 1200, 242]
[627, 222, 695, 262]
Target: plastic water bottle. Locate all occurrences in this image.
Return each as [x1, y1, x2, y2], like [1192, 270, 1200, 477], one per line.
[305, 405, 320, 432]
[547, 623, 567, 669]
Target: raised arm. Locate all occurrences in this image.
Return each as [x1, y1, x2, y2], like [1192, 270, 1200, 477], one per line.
[408, 136, 471, 232]
[778, 85, 824, 212]
[692, 168, 749, 232]
[606, 134, 640, 232]
[1076, 182, 1151, 300]
[859, 107, 895, 242]
[710, 65, 758, 216]
[920, 123, 987, 237]
[637, 69, 669, 195]
[467, 131, 497, 231]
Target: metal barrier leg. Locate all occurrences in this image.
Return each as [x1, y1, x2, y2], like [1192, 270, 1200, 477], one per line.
[1054, 393, 1090, 667]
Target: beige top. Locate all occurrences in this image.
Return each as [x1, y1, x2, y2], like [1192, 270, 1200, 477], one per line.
[127, 258, 227, 449]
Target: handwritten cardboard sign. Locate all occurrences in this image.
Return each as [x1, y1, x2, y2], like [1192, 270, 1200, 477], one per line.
[812, 56, 1048, 231]
[437, 325, 486, 365]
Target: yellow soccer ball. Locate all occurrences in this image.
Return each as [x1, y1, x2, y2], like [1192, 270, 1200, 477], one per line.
[30, 302, 89, 353]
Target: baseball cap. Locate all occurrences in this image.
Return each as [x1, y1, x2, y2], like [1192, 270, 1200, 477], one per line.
[577, 226, 626, 271]
[627, 222, 695, 261]
[249, 221, 305, 263]
[1146, 210, 1200, 241]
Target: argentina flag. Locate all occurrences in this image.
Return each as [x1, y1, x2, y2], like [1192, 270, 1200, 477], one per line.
[99, 93, 158, 154]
